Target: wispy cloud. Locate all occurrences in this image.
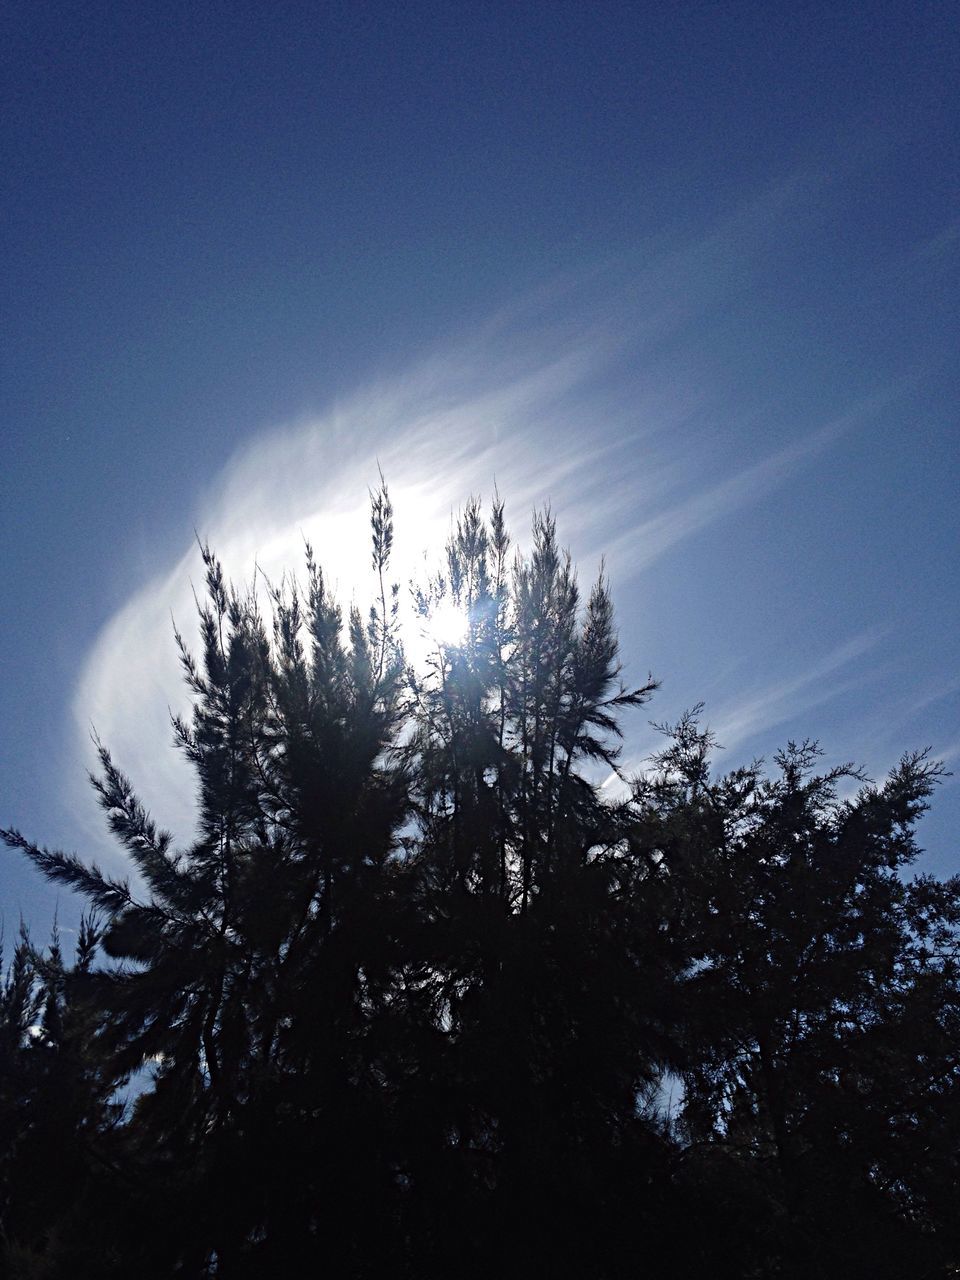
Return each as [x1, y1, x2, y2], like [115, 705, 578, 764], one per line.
[67, 177, 880, 862]
[906, 676, 960, 719]
[603, 629, 889, 794]
[707, 629, 887, 754]
[69, 335, 640, 854]
[599, 391, 895, 580]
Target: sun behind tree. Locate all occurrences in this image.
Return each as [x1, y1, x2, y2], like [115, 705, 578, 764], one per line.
[2, 484, 958, 1279]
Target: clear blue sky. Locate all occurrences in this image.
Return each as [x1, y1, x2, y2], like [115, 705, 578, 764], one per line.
[3, 0, 958, 936]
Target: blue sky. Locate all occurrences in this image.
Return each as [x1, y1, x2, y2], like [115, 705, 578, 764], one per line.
[2, 0, 958, 935]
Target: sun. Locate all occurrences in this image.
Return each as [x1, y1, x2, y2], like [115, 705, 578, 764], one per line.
[426, 596, 469, 648]
[400, 595, 470, 672]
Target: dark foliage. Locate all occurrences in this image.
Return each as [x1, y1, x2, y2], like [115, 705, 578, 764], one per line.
[3, 488, 957, 1278]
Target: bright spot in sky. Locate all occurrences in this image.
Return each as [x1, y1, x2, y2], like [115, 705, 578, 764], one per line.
[423, 597, 469, 649]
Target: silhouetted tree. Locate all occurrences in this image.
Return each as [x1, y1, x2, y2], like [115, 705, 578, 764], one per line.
[631, 716, 960, 1279]
[3, 486, 956, 1278]
[0, 914, 126, 1275]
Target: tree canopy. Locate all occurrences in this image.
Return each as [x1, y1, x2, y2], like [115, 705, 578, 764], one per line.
[3, 486, 958, 1278]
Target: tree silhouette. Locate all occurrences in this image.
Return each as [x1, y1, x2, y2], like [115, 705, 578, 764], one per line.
[3, 486, 957, 1278]
[631, 717, 960, 1278]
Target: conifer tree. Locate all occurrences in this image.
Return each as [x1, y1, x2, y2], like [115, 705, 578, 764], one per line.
[2, 485, 957, 1279]
[631, 717, 960, 1279]
[0, 915, 123, 1274]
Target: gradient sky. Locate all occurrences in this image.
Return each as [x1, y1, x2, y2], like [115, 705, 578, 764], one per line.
[3, 0, 958, 937]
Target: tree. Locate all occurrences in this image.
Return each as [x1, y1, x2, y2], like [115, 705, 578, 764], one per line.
[3, 485, 411, 1274]
[0, 914, 125, 1274]
[630, 718, 960, 1278]
[402, 498, 665, 1275]
[3, 485, 957, 1278]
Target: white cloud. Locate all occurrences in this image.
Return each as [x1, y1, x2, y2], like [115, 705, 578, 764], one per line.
[707, 628, 887, 754]
[599, 387, 900, 580]
[69, 178, 876, 863]
[69, 339, 625, 856]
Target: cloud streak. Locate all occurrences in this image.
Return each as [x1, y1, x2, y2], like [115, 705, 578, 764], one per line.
[707, 629, 888, 755]
[69, 181, 889, 862]
[599, 392, 895, 580]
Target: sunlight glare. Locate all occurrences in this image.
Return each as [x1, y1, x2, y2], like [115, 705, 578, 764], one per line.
[427, 597, 469, 648]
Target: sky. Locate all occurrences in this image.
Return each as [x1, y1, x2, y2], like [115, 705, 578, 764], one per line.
[2, 0, 958, 938]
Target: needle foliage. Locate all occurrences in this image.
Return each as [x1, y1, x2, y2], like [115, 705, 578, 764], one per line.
[3, 487, 958, 1278]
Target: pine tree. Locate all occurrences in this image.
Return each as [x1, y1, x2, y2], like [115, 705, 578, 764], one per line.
[402, 498, 665, 1275]
[3, 486, 957, 1278]
[0, 914, 124, 1275]
[2, 486, 410, 1272]
[632, 717, 960, 1279]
